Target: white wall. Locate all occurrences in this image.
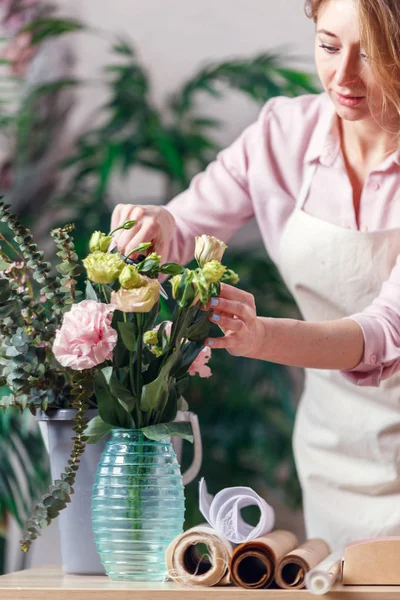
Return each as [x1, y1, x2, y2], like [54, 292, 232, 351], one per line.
[58, 0, 318, 216]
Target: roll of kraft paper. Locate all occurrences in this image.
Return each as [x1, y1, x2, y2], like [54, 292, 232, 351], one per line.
[275, 538, 331, 590]
[229, 530, 299, 589]
[305, 549, 343, 595]
[165, 525, 233, 586]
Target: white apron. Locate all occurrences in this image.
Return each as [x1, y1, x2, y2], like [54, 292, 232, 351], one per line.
[278, 162, 400, 550]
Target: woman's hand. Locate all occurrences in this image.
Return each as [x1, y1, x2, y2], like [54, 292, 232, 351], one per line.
[110, 204, 176, 259]
[204, 283, 264, 358]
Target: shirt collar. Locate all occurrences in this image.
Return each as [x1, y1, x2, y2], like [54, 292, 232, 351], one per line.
[304, 93, 339, 167]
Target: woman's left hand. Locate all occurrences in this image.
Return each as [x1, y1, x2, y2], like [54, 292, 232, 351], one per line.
[204, 283, 263, 357]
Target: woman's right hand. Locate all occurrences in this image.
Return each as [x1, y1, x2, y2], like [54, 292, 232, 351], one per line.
[110, 203, 176, 260]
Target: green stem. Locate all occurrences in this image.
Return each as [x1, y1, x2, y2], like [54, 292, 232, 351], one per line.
[101, 284, 109, 303]
[136, 313, 143, 402]
[123, 312, 136, 411]
[0, 233, 24, 260]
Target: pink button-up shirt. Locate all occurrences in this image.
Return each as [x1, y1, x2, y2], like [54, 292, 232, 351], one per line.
[166, 92, 400, 387]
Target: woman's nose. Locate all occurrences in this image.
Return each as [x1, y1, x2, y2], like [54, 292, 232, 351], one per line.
[335, 53, 359, 87]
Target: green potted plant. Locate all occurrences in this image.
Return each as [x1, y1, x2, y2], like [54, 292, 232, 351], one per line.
[0, 200, 239, 579]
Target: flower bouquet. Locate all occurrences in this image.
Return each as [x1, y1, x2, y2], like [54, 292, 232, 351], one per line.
[0, 201, 239, 556]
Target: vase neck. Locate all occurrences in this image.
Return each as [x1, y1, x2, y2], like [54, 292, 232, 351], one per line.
[111, 429, 147, 442]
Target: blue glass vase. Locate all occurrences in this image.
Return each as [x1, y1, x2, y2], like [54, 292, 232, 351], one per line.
[92, 429, 185, 581]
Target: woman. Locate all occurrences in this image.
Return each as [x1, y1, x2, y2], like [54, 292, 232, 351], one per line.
[111, 0, 400, 549]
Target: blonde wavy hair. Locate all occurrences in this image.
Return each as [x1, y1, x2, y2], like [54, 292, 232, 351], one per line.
[305, 0, 400, 126]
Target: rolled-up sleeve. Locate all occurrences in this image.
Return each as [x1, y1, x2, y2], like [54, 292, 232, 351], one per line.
[341, 256, 400, 386]
[165, 102, 275, 266]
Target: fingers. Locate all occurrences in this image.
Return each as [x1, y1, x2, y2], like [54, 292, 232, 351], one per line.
[219, 283, 255, 307]
[207, 297, 255, 323]
[210, 313, 244, 333]
[205, 331, 236, 350]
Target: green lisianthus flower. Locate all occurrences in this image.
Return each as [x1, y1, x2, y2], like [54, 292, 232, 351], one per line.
[83, 251, 124, 284]
[202, 260, 226, 284]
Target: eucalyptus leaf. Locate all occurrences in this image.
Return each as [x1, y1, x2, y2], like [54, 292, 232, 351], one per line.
[142, 421, 193, 443]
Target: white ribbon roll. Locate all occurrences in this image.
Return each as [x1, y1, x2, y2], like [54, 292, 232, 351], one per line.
[199, 477, 275, 544]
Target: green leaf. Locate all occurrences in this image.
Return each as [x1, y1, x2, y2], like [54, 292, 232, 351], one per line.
[85, 280, 98, 301]
[93, 370, 120, 426]
[187, 309, 211, 342]
[84, 415, 113, 444]
[112, 38, 135, 56]
[160, 263, 185, 276]
[172, 341, 205, 379]
[110, 374, 137, 413]
[95, 367, 134, 429]
[0, 259, 10, 270]
[142, 421, 193, 443]
[140, 351, 180, 413]
[117, 321, 136, 351]
[22, 18, 85, 45]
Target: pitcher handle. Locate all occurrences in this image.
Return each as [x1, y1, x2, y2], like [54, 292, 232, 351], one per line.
[173, 411, 203, 486]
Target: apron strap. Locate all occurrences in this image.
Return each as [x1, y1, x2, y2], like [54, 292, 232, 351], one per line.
[296, 163, 318, 210]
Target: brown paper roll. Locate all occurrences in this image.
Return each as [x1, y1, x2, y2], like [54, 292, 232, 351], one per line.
[229, 530, 299, 589]
[275, 538, 331, 590]
[165, 525, 233, 586]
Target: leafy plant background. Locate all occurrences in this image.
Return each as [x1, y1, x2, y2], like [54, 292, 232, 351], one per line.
[0, 9, 319, 570]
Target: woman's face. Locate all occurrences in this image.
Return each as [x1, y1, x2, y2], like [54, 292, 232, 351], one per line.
[315, 0, 381, 122]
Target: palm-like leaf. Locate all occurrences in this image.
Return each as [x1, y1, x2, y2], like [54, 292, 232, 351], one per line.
[0, 390, 50, 573]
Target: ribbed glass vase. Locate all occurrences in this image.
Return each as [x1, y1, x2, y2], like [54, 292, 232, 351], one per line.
[92, 429, 185, 581]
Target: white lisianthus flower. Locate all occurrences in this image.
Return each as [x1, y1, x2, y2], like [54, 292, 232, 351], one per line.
[194, 235, 227, 267]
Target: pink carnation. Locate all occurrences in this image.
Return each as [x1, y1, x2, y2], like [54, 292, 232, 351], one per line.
[52, 300, 117, 370]
[188, 346, 212, 378]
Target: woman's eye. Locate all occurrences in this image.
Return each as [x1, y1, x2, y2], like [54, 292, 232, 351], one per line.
[319, 43, 338, 54]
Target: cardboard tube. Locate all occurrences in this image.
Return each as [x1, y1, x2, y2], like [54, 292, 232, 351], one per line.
[165, 525, 233, 586]
[229, 530, 299, 589]
[275, 538, 331, 590]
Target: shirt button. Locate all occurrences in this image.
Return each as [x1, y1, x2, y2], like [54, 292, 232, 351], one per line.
[368, 181, 380, 191]
[370, 354, 377, 364]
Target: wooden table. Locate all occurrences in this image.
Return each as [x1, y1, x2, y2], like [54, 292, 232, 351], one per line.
[0, 566, 399, 599]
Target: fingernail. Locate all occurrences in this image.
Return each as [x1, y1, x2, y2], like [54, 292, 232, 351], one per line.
[212, 314, 220, 322]
[207, 339, 214, 346]
[210, 298, 219, 307]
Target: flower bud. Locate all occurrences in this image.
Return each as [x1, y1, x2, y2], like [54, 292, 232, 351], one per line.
[143, 330, 159, 345]
[89, 231, 112, 253]
[83, 251, 124, 284]
[195, 235, 227, 267]
[202, 260, 226, 284]
[119, 265, 143, 289]
[223, 268, 240, 285]
[169, 273, 182, 300]
[147, 252, 161, 264]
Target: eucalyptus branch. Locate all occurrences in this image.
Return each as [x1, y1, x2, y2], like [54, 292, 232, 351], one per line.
[0, 202, 65, 321]
[51, 224, 83, 307]
[20, 370, 92, 552]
